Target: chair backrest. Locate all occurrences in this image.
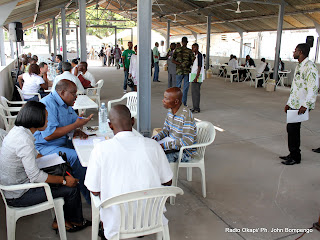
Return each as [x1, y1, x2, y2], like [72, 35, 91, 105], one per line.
[96, 79, 104, 95]
[0, 105, 11, 131]
[124, 92, 137, 115]
[225, 65, 233, 75]
[195, 121, 216, 158]
[16, 86, 25, 101]
[0, 128, 7, 148]
[99, 187, 183, 237]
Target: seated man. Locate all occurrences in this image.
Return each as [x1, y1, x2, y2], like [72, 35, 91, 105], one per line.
[85, 105, 173, 240]
[152, 87, 197, 162]
[34, 80, 93, 203]
[78, 61, 96, 88]
[52, 62, 85, 94]
[55, 54, 63, 74]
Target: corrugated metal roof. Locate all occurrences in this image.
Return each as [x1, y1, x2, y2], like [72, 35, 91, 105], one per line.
[0, 0, 319, 34]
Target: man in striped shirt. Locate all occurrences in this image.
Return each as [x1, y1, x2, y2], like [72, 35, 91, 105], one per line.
[153, 87, 197, 162]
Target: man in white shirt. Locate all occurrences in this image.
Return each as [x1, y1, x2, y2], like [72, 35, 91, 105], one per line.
[280, 43, 319, 165]
[52, 62, 84, 94]
[85, 105, 173, 240]
[78, 61, 96, 87]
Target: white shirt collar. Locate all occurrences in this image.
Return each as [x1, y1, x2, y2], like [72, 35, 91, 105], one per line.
[113, 131, 135, 139]
[299, 57, 309, 68]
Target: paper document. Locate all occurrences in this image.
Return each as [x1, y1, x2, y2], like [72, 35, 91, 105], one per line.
[73, 137, 105, 146]
[158, 137, 175, 145]
[189, 73, 203, 83]
[287, 110, 309, 123]
[36, 153, 65, 169]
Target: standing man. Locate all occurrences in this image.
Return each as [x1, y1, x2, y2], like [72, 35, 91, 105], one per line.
[190, 43, 205, 113]
[172, 37, 194, 107]
[114, 45, 122, 70]
[166, 43, 177, 88]
[122, 41, 135, 93]
[153, 42, 160, 82]
[280, 43, 319, 165]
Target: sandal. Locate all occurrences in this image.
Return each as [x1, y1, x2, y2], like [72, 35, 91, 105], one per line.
[52, 219, 92, 233]
[67, 219, 92, 232]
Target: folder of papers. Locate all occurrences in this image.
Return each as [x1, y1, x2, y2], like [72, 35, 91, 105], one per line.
[286, 110, 309, 123]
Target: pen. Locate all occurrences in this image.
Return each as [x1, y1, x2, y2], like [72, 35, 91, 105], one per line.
[87, 134, 97, 136]
[66, 171, 72, 177]
[78, 117, 85, 119]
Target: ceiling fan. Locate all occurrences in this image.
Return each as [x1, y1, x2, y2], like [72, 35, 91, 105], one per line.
[225, 1, 255, 14]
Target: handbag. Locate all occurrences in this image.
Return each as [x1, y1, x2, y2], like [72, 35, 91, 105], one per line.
[41, 152, 73, 188]
[127, 77, 135, 88]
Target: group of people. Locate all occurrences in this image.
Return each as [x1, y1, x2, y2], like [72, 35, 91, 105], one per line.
[16, 52, 96, 102]
[0, 70, 198, 239]
[121, 37, 205, 114]
[99, 45, 123, 69]
[227, 53, 286, 87]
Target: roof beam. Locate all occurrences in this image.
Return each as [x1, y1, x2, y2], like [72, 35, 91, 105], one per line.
[33, 0, 40, 27]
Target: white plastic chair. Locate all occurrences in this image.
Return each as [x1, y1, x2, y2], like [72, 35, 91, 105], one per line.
[249, 69, 265, 88]
[91, 186, 184, 240]
[86, 79, 104, 107]
[170, 121, 216, 204]
[0, 182, 66, 240]
[0, 97, 25, 131]
[225, 66, 238, 83]
[108, 92, 137, 119]
[16, 86, 41, 101]
[0, 128, 7, 148]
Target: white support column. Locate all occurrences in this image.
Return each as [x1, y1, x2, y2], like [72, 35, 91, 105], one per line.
[76, 26, 79, 58]
[61, 7, 67, 61]
[274, 1, 285, 82]
[0, 27, 6, 66]
[79, 0, 87, 61]
[239, 31, 243, 61]
[131, 28, 133, 43]
[206, 15, 211, 70]
[48, 22, 51, 54]
[57, 28, 60, 54]
[137, 0, 152, 136]
[52, 18, 57, 56]
[166, 20, 170, 50]
[115, 26, 117, 46]
[10, 40, 14, 59]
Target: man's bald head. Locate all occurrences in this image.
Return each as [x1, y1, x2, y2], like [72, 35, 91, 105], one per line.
[55, 79, 76, 92]
[109, 104, 134, 134]
[55, 80, 77, 106]
[162, 87, 183, 110]
[165, 87, 182, 101]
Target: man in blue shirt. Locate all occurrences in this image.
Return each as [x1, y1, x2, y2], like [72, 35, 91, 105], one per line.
[34, 80, 93, 203]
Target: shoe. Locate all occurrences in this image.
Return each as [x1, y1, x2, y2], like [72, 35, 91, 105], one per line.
[312, 147, 320, 153]
[52, 219, 91, 234]
[123, 90, 127, 93]
[281, 158, 301, 165]
[190, 108, 200, 113]
[279, 154, 291, 160]
[153, 80, 160, 82]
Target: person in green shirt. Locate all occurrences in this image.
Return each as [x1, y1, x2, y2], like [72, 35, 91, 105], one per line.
[122, 42, 135, 93]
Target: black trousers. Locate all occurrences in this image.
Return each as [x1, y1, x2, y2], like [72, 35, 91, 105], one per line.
[6, 185, 84, 223]
[286, 122, 301, 161]
[191, 82, 202, 111]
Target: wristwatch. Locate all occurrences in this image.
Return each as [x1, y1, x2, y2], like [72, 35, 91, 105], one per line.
[62, 176, 67, 185]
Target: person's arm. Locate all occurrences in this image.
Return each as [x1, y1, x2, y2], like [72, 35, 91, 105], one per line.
[300, 64, 319, 113]
[44, 114, 93, 141]
[74, 67, 78, 76]
[18, 74, 24, 89]
[163, 113, 196, 151]
[172, 50, 180, 65]
[46, 175, 78, 187]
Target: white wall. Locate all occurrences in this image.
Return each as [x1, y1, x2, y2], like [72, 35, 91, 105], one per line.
[0, 59, 16, 129]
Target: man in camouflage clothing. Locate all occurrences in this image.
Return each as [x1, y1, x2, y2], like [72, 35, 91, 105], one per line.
[173, 37, 194, 106]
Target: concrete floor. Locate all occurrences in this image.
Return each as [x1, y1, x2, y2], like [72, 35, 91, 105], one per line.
[2, 63, 320, 240]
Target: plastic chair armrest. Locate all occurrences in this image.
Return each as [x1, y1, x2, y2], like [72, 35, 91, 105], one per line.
[91, 193, 102, 208]
[1, 182, 54, 203]
[107, 98, 123, 111]
[7, 100, 26, 105]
